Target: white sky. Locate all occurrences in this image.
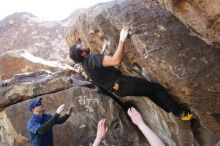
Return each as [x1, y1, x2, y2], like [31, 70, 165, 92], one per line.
[0, 0, 112, 21]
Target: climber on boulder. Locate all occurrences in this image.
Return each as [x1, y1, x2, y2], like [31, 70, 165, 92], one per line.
[69, 26, 192, 121]
[27, 97, 74, 146]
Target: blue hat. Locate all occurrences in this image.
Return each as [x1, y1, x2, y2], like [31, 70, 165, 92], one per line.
[28, 97, 42, 112]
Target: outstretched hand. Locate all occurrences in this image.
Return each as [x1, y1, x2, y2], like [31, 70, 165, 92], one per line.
[128, 107, 166, 146]
[56, 104, 65, 114]
[127, 107, 144, 126]
[120, 26, 129, 42]
[67, 105, 74, 115]
[96, 119, 108, 140]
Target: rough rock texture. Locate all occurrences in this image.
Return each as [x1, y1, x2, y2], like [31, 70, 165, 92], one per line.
[0, 0, 220, 145]
[0, 70, 148, 146]
[158, 0, 220, 48]
[66, 0, 220, 145]
[0, 70, 74, 110]
[0, 49, 73, 80]
[0, 12, 72, 63]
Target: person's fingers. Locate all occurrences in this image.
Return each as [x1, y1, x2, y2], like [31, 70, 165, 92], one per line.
[59, 104, 65, 109]
[99, 120, 103, 129]
[129, 107, 137, 117]
[60, 107, 65, 111]
[131, 107, 135, 112]
[123, 25, 129, 29]
[131, 107, 138, 116]
[101, 119, 105, 128]
[103, 119, 107, 130]
[127, 108, 132, 115]
[69, 105, 74, 110]
[99, 119, 105, 128]
[124, 27, 129, 32]
[98, 120, 102, 129]
[122, 25, 129, 31]
[133, 108, 141, 117]
[104, 119, 108, 132]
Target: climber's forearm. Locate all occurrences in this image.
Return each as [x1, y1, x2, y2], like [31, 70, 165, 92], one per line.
[102, 41, 125, 67]
[112, 40, 126, 65]
[102, 26, 128, 67]
[92, 137, 102, 146]
[137, 122, 166, 146]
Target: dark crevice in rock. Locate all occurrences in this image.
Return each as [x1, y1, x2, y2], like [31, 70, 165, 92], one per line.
[132, 63, 152, 81]
[110, 119, 121, 130]
[191, 118, 219, 146]
[1, 86, 73, 111]
[212, 42, 220, 48]
[212, 113, 220, 125]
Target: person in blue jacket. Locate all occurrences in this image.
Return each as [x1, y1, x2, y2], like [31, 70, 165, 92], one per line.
[27, 97, 74, 146]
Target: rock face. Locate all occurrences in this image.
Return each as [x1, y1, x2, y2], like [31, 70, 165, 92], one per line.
[0, 12, 72, 63]
[158, 0, 220, 48]
[0, 70, 147, 146]
[0, 70, 73, 110]
[0, 0, 220, 146]
[0, 49, 73, 80]
[66, 0, 220, 145]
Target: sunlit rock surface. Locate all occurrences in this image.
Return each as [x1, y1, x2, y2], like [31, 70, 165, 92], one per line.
[0, 12, 72, 63]
[158, 0, 220, 48]
[0, 49, 73, 80]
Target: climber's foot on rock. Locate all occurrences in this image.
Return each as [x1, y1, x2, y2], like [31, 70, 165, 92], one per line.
[180, 105, 193, 121]
[180, 112, 193, 121]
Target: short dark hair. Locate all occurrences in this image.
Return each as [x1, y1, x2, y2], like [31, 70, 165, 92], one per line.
[69, 44, 84, 63]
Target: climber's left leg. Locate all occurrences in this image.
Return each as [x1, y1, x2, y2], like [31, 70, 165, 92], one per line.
[113, 75, 192, 120]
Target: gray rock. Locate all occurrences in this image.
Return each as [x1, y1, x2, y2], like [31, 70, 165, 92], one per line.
[0, 70, 74, 110]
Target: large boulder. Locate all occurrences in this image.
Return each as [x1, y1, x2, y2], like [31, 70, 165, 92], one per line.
[0, 12, 72, 63]
[66, 0, 220, 145]
[158, 0, 220, 48]
[0, 49, 73, 80]
[0, 70, 147, 146]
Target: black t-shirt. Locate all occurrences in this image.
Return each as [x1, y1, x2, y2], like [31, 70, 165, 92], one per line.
[82, 53, 121, 91]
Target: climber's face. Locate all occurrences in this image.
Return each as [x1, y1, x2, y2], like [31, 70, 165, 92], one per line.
[33, 101, 45, 114]
[76, 44, 90, 57]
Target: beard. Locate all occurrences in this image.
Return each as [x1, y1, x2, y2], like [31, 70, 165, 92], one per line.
[83, 48, 90, 55]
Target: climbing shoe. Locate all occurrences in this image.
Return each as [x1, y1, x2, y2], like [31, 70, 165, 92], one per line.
[179, 104, 193, 121]
[180, 112, 193, 121]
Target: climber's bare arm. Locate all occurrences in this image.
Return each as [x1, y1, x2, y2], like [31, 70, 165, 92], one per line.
[102, 26, 129, 67]
[128, 108, 166, 146]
